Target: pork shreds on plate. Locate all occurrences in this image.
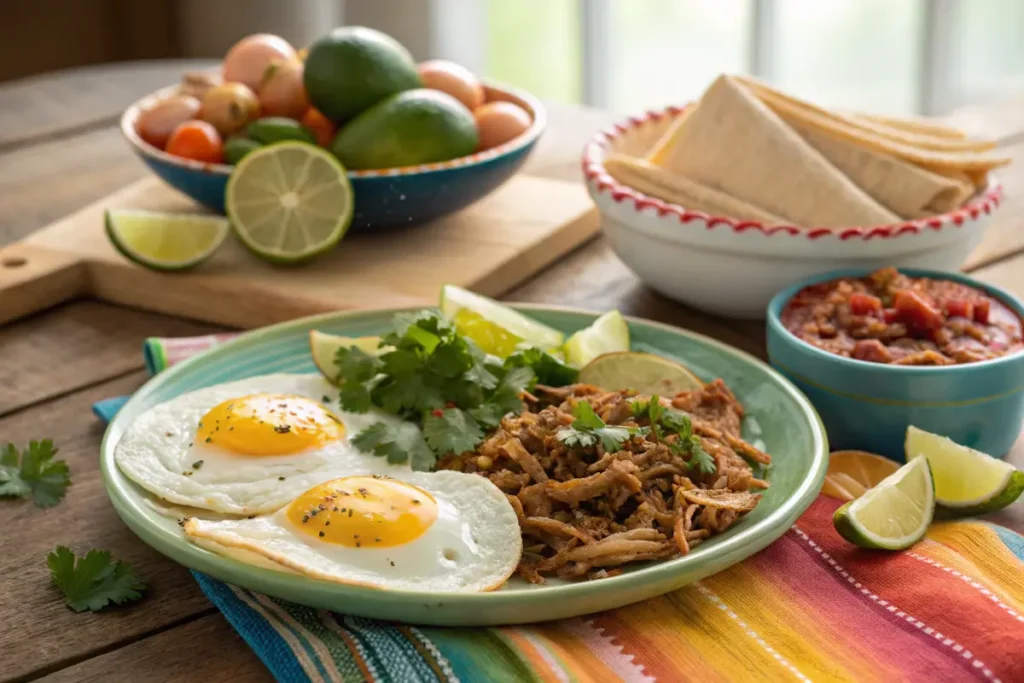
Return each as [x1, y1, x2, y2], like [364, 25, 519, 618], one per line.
[436, 381, 771, 583]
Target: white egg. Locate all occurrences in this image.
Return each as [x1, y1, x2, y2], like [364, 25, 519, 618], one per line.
[183, 471, 522, 592]
[115, 373, 411, 515]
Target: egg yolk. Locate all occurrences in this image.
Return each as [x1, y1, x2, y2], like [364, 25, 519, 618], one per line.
[286, 476, 438, 548]
[196, 394, 343, 456]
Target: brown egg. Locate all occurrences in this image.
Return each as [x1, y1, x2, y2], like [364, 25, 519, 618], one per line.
[418, 60, 485, 111]
[474, 102, 531, 151]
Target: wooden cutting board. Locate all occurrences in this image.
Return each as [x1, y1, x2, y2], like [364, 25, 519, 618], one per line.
[0, 174, 598, 328]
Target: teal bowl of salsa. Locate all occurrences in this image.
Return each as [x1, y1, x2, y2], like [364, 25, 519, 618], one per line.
[766, 267, 1024, 460]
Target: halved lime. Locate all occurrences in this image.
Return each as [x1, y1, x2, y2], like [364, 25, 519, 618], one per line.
[225, 142, 353, 264]
[906, 426, 1024, 517]
[439, 285, 563, 357]
[833, 455, 934, 550]
[578, 351, 703, 394]
[104, 209, 229, 271]
[562, 311, 630, 367]
[309, 330, 383, 384]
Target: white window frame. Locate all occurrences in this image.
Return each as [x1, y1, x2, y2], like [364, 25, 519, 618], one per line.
[373, 0, 979, 116]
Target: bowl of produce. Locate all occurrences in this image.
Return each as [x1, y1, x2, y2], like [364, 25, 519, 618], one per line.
[766, 266, 1024, 460]
[122, 27, 545, 230]
[582, 75, 1007, 319]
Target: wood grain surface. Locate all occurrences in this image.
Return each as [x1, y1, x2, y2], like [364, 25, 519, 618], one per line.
[1, 61, 1023, 683]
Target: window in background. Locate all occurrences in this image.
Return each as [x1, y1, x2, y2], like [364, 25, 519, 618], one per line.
[607, 0, 750, 113]
[951, 0, 1024, 105]
[772, 0, 924, 115]
[485, 0, 583, 104]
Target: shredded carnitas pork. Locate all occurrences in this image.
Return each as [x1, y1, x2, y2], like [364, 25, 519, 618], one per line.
[437, 381, 772, 583]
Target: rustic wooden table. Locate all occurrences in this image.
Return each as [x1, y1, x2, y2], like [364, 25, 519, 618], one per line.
[2, 61, 1023, 683]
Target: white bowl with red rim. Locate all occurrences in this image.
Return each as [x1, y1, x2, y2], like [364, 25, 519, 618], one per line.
[582, 105, 1003, 319]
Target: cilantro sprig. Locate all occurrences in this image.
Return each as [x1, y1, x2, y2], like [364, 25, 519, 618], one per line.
[632, 396, 716, 475]
[47, 546, 147, 612]
[336, 310, 576, 470]
[1, 440, 71, 507]
[557, 401, 646, 453]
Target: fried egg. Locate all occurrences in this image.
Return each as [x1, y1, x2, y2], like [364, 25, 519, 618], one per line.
[115, 373, 410, 515]
[183, 471, 522, 592]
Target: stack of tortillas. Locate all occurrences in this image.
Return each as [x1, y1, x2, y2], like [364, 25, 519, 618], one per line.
[604, 75, 1010, 227]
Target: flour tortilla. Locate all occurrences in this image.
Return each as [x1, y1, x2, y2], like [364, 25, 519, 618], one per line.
[736, 76, 1010, 172]
[647, 75, 898, 228]
[604, 153, 787, 224]
[855, 113, 968, 141]
[789, 120, 975, 218]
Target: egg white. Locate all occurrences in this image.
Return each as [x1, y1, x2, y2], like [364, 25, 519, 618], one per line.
[115, 373, 411, 515]
[183, 470, 523, 593]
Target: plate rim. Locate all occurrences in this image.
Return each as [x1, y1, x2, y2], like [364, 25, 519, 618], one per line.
[100, 304, 829, 621]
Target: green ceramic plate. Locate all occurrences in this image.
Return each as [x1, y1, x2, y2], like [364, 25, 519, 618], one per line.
[100, 306, 828, 626]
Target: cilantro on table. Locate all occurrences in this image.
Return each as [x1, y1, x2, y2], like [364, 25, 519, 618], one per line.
[556, 401, 646, 453]
[1, 440, 71, 508]
[632, 396, 716, 475]
[335, 310, 573, 471]
[47, 546, 147, 613]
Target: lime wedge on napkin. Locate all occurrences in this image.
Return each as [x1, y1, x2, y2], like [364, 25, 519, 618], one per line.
[906, 426, 1024, 517]
[226, 141, 353, 264]
[562, 311, 630, 367]
[309, 330, 383, 384]
[578, 351, 703, 394]
[439, 285, 563, 357]
[833, 455, 934, 550]
[105, 209, 229, 271]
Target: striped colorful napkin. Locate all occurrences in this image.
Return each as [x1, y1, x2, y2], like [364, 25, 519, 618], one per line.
[95, 335, 1024, 683]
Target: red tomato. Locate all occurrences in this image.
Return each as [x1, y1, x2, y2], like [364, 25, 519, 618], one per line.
[300, 108, 336, 147]
[974, 298, 991, 324]
[943, 299, 974, 319]
[892, 290, 944, 330]
[852, 339, 893, 363]
[166, 121, 224, 164]
[849, 293, 882, 316]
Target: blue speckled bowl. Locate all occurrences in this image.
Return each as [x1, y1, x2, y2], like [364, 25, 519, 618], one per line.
[767, 268, 1024, 460]
[121, 82, 545, 231]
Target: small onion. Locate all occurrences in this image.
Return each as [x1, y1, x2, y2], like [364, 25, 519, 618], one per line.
[222, 34, 297, 91]
[200, 83, 261, 136]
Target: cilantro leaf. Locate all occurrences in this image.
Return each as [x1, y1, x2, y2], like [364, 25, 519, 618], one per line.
[374, 373, 444, 415]
[688, 441, 716, 475]
[339, 381, 373, 413]
[352, 422, 435, 470]
[504, 347, 579, 386]
[47, 546, 146, 612]
[569, 401, 606, 430]
[557, 401, 641, 453]
[335, 346, 382, 383]
[422, 408, 484, 456]
[1, 441, 70, 507]
[0, 444, 30, 498]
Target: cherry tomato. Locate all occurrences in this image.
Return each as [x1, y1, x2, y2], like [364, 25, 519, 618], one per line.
[300, 108, 336, 147]
[974, 298, 991, 324]
[166, 121, 224, 164]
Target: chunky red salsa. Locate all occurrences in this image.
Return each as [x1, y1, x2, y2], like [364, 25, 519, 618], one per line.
[781, 267, 1024, 365]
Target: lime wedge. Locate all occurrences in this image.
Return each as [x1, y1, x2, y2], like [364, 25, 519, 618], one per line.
[905, 426, 1024, 516]
[577, 351, 703, 395]
[562, 311, 630, 367]
[104, 210, 229, 271]
[439, 285, 563, 357]
[833, 455, 934, 550]
[226, 141, 353, 264]
[309, 330, 383, 384]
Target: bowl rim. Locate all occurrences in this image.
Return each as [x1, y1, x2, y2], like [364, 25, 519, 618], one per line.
[766, 266, 1024, 374]
[581, 104, 1003, 241]
[121, 78, 546, 179]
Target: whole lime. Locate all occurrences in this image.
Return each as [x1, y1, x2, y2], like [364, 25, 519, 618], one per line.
[303, 26, 422, 123]
[330, 89, 478, 170]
